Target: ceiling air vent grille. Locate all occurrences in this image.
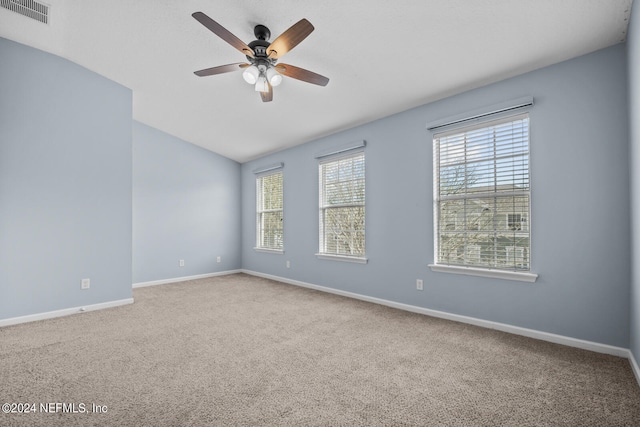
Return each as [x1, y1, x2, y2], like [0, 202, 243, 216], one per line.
[1, 0, 49, 24]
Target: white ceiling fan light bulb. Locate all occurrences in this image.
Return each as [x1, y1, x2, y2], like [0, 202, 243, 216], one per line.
[254, 75, 269, 92]
[266, 67, 283, 87]
[242, 65, 260, 84]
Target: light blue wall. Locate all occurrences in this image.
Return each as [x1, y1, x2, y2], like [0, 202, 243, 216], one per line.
[0, 38, 133, 319]
[132, 122, 241, 283]
[1, 33, 633, 351]
[628, 2, 640, 363]
[241, 44, 630, 348]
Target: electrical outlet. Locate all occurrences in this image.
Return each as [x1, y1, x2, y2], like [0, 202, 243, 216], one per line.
[81, 278, 90, 290]
[416, 279, 423, 291]
[179, 260, 185, 267]
[217, 256, 221, 263]
[286, 260, 291, 268]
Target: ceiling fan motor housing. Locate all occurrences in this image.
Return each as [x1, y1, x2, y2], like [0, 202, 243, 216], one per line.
[247, 30, 276, 67]
[247, 40, 270, 59]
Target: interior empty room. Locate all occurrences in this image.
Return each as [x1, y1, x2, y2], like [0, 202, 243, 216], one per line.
[2, 0, 640, 425]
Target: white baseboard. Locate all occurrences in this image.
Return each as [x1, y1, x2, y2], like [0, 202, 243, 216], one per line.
[630, 350, 640, 386]
[132, 269, 242, 288]
[0, 298, 134, 328]
[241, 269, 630, 359]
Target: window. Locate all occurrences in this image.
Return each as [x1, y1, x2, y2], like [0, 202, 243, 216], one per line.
[433, 113, 530, 271]
[507, 213, 527, 231]
[256, 171, 283, 251]
[318, 151, 366, 260]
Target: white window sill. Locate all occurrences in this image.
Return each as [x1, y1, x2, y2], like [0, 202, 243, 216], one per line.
[316, 253, 368, 264]
[428, 264, 538, 283]
[253, 248, 284, 255]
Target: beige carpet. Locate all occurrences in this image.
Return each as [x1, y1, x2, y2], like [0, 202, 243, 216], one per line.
[1, 273, 639, 426]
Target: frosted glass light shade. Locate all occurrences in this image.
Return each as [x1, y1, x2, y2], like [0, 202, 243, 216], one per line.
[254, 75, 269, 92]
[242, 65, 260, 84]
[266, 67, 283, 87]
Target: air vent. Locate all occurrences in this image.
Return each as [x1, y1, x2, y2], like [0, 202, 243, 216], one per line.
[1, 0, 49, 24]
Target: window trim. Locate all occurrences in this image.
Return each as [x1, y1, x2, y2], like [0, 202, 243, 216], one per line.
[316, 253, 368, 264]
[253, 247, 284, 255]
[428, 264, 538, 282]
[431, 111, 537, 281]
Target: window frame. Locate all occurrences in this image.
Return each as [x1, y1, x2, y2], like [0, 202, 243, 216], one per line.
[255, 169, 284, 254]
[316, 149, 367, 264]
[429, 112, 537, 282]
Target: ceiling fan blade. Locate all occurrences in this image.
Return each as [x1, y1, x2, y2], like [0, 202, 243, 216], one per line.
[192, 12, 255, 57]
[276, 63, 329, 86]
[260, 83, 273, 102]
[194, 63, 249, 77]
[267, 19, 314, 59]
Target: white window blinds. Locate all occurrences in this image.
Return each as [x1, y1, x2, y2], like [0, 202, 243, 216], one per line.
[319, 151, 365, 257]
[434, 113, 530, 271]
[256, 171, 283, 250]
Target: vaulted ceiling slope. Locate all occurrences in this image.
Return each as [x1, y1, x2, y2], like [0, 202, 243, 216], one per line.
[0, 0, 633, 162]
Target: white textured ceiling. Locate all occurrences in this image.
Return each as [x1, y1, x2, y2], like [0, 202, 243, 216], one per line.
[0, 0, 633, 162]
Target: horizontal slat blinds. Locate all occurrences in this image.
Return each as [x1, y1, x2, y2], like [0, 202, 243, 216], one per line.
[315, 140, 366, 159]
[319, 151, 365, 257]
[256, 171, 283, 250]
[434, 113, 530, 270]
[252, 162, 284, 175]
[426, 96, 534, 131]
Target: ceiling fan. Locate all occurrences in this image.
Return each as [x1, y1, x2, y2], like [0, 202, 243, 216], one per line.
[192, 12, 330, 102]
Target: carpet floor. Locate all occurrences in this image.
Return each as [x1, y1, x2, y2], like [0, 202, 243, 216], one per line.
[1, 273, 639, 426]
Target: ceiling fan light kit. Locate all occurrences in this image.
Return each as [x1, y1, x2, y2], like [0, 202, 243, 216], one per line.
[192, 12, 329, 102]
